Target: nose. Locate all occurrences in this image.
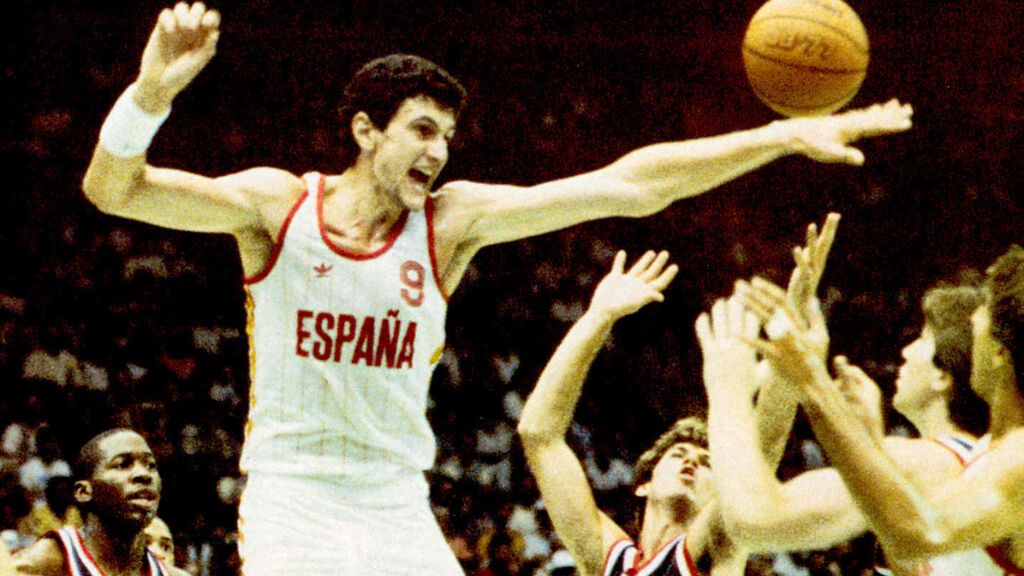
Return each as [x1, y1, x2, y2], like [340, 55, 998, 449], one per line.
[425, 137, 448, 167]
[130, 462, 156, 484]
[901, 338, 923, 360]
[901, 343, 913, 360]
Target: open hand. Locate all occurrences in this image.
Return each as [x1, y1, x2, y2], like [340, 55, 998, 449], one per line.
[781, 99, 913, 165]
[588, 250, 678, 322]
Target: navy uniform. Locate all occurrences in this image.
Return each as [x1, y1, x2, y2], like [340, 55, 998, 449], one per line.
[49, 526, 171, 576]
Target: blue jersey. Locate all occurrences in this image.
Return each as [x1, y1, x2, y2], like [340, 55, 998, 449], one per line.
[604, 535, 700, 576]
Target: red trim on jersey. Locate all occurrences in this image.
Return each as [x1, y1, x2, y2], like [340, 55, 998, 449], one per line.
[604, 538, 632, 575]
[986, 544, 1024, 575]
[317, 174, 409, 260]
[49, 530, 78, 576]
[927, 437, 969, 467]
[425, 196, 449, 301]
[681, 535, 698, 575]
[243, 183, 310, 285]
[619, 534, 687, 574]
[71, 527, 107, 576]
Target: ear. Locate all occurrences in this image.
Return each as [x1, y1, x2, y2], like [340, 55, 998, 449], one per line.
[932, 371, 953, 393]
[351, 112, 381, 152]
[74, 480, 92, 505]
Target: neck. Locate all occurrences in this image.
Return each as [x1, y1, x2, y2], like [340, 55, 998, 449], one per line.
[322, 164, 405, 245]
[905, 399, 969, 440]
[80, 517, 148, 576]
[639, 499, 689, 554]
[987, 379, 1024, 439]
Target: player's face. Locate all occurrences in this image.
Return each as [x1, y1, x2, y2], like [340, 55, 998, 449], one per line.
[643, 442, 711, 505]
[83, 431, 162, 529]
[893, 326, 946, 415]
[144, 518, 175, 565]
[372, 95, 456, 211]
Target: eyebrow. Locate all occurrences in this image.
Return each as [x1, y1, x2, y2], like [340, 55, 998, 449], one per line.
[409, 116, 456, 135]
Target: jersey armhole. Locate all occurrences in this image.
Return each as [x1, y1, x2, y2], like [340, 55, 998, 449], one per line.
[243, 175, 313, 285]
[603, 539, 633, 576]
[426, 196, 449, 302]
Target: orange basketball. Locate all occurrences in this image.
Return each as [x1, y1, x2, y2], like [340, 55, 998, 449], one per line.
[742, 0, 869, 117]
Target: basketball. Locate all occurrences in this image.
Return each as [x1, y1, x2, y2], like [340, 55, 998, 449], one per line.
[742, 0, 869, 117]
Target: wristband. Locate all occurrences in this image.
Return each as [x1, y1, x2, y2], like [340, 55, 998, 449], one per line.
[98, 84, 171, 158]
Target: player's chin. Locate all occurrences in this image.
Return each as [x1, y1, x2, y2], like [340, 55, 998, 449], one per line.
[400, 189, 429, 212]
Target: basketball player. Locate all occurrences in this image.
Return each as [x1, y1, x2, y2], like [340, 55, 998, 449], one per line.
[143, 518, 174, 567]
[12, 429, 173, 576]
[518, 250, 746, 576]
[703, 280, 991, 575]
[511, 217, 835, 576]
[81, 3, 912, 575]
[748, 246, 1024, 574]
[144, 517, 192, 576]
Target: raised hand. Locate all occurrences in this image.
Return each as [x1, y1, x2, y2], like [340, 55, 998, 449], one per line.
[696, 296, 762, 400]
[738, 277, 833, 399]
[136, 2, 221, 113]
[588, 250, 678, 322]
[833, 355, 885, 442]
[786, 212, 839, 310]
[780, 99, 913, 165]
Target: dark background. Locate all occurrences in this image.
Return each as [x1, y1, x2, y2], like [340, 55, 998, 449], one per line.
[1, 0, 1022, 573]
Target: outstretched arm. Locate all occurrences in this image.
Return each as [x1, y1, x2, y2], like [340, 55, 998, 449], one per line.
[518, 251, 678, 576]
[82, 3, 284, 236]
[754, 213, 840, 468]
[704, 216, 868, 552]
[441, 102, 911, 254]
[754, 301, 1024, 559]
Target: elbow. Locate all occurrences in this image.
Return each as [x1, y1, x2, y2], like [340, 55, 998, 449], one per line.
[720, 508, 779, 551]
[516, 421, 543, 451]
[82, 167, 134, 215]
[516, 420, 556, 458]
[614, 181, 675, 219]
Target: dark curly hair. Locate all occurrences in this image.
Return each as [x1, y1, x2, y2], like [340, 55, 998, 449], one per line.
[922, 285, 989, 435]
[987, 245, 1024, 395]
[337, 54, 468, 168]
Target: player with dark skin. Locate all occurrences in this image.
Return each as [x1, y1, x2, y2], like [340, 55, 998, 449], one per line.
[12, 430, 170, 576]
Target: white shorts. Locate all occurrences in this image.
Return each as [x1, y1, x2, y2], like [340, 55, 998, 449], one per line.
[238, 472, 464, 576]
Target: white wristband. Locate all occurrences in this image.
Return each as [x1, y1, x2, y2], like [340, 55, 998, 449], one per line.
[98, 84, 171, 158]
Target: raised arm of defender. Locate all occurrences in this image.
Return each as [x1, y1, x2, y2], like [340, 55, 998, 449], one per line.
[81, 2, 277, 237]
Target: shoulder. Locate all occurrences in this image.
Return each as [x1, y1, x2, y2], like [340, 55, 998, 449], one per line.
[988, 430, 1024, 478]
[430, 179, 526, 245]
[215, 167, 306, 204]
[13, 535, 66, 576]
[432, 180, 521, 217]
[884, 434, 962, 479]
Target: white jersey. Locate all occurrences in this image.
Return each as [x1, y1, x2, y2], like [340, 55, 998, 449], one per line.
[877, 435, 1024, 576]
[241, 172, 447, 484]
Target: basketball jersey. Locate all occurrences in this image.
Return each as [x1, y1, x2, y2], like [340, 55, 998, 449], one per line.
[241, 172, 447, 483]
[875, 435, 1024, 576]
[48, 526, 170, 576]
[604, 535, 700, 576]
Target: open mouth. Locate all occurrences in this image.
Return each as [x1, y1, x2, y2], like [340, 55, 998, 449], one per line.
[409, 168, 431, 189]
